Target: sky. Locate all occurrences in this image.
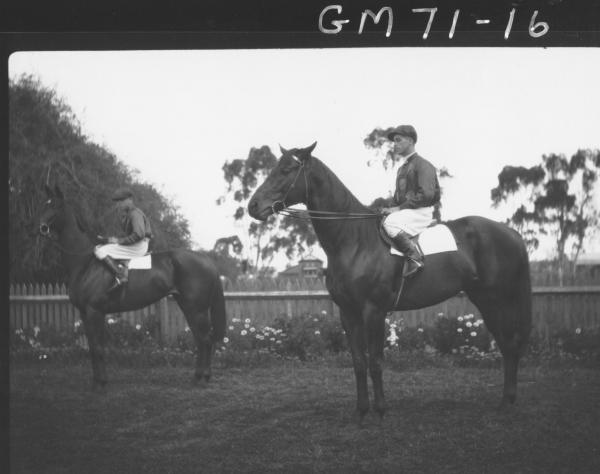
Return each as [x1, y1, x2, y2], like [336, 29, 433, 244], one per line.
[9, 48, 600, 268]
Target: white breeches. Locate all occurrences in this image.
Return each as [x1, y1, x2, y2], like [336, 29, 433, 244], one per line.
[94, 238, 149, 260]
[382, 207, 435, 237]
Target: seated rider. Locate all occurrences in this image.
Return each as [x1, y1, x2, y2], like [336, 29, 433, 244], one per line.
[94, 187, 153, 291]
[380, 125, 441, 277]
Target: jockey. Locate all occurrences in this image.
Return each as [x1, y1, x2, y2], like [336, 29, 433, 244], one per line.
[94, 188, 153, 291]
[380, 125, 441, 276]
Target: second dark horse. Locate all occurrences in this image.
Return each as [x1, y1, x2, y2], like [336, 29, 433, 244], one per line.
[39, 185, 227, 390]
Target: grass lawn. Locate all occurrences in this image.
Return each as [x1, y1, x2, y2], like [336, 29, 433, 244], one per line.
[9, 356, 600, 473]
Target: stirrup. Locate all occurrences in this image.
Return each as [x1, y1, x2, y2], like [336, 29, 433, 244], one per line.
[107, 277, 124, 292]
[403, 258, 424, 277]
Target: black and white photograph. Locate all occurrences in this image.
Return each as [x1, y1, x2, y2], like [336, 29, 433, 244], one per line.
[6, 2, 600, 473]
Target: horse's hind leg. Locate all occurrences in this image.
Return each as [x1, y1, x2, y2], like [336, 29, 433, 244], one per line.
[175, 298, 213, 385]
[364, 302, 387, 421]
[81, 308, 108, 391]
[466, 290, 531, 408]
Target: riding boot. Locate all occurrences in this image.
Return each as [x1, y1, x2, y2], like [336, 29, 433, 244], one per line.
[391, 231, 424, 277]
[101, 256, 128, 291]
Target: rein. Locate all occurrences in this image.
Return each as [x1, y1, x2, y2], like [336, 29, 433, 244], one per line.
[272, 156, 381, 221]
[40, 233, 94, 256]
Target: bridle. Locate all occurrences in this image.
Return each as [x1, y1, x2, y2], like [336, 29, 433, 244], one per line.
[38, 208, 93, 256]
[271, 154, 381, 221]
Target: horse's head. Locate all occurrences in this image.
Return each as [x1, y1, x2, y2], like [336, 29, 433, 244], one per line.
[248, 142, 317, 221]
[39, 184, 67, 237]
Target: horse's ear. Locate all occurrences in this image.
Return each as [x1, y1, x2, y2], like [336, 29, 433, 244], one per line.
[54, 184, 64, 199]
[279, 144, 288, 155]
[305, 141, 317, 155]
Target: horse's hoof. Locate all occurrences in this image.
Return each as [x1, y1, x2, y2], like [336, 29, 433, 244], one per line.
[355, 408, 369, 427]
[193, 377, 209, 389]
[91, 382, 107, 394]
[496, 398, 516, 413]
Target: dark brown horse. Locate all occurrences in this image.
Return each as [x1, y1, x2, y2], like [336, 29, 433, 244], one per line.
[38, 185, 227, 390]
[248, 143, 532, 422]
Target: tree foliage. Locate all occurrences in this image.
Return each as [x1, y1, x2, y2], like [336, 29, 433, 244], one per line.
[9, 75, 192, 282]
[491, 150, 600, 275]
[363, 126, 452, 221]
[218, 146, 318, 271]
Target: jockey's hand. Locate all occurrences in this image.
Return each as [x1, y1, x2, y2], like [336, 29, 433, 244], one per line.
[378, 207, 392, 216]
[96, 235, 109, 244]
[108, 237, 119, 244]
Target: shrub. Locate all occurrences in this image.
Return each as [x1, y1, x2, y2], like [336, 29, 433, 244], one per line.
[432, 313, 492, 354]
[552, 327, 600, 361]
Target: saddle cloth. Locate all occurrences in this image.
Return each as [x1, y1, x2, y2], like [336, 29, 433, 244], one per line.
[125, 254, 152, 270]
[390, 224, 457, 256]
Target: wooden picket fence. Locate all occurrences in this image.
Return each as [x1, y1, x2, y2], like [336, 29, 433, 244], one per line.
[8, 280, 600, 348]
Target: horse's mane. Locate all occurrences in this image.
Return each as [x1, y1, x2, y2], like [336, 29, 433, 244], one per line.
[311, 156, 372, 214]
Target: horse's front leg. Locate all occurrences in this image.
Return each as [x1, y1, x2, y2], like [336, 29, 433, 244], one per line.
[364, 302, 387, 421]
[340, 308, 369, 423]
[81, 308, 108, 391]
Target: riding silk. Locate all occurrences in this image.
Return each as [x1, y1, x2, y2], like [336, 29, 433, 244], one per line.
[389, 224, 458, 257]
[94, 205, 153, 260]
[393, 153, 440, 210]
[117, 207, 153, 245]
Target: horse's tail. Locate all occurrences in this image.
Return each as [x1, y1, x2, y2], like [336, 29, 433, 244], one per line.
[515, 238, 533, 350]
[210, 276, 227, 342]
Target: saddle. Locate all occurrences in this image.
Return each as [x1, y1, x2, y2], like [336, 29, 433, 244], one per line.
[116, 253, 153, 270]
[378, 221, 458, 258]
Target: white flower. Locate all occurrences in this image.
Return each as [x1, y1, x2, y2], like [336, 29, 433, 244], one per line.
[385, 318, 390, 324]
[276, 340, 282, 344]
[437, 312, 444, 317]
[470, 332, 477, 337]
[74, 321, 81, 329]
[135, 324, 142, 331]
[466, 322, 473, 328]
[417, 328, 424, 333]
[185, 326, 191, 333]
[228, 326, 235, 331]
[314, 330, 321, 335]
[244, 324, 250, 329]
[387, 327, 398, 345]
[575, 328, 582, 335]
[33, 326, 40, 336]
[245, 318, 251, 324]
[321, 310, 327, 315]
[241, 330, 247, 336]
[232, 318, 240, 323]
[108, 318, 116, 325]
[250, 327, 256, 333]
[458, 316, 463, 322]
[223, 337, 229, 343]
[270, 337, 276, 342]
[457, 328, 463, 333]
[313, 318, 319, 322]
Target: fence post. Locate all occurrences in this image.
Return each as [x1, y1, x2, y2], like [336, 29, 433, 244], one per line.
[286, 281, 293, 318]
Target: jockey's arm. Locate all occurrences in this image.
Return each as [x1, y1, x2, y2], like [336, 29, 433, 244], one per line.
[117, 210, 146, 245]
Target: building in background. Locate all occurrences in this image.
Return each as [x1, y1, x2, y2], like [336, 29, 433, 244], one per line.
[279, 257, 324, 279]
